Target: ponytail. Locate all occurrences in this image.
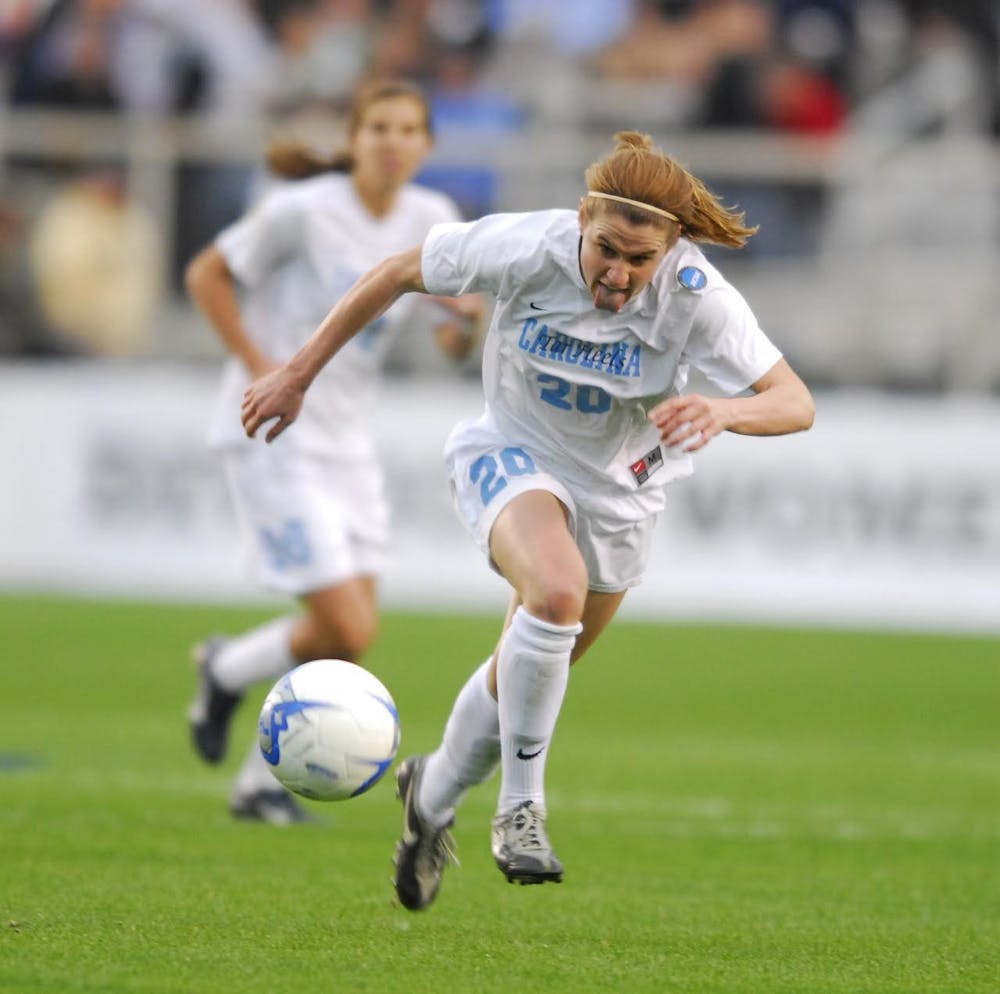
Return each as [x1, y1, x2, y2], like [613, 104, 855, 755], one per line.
[264, 140, 352, 180]
[584, 131, 757, 249]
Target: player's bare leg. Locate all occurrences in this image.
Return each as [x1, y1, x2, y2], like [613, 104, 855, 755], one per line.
[485, 492, 584, 882]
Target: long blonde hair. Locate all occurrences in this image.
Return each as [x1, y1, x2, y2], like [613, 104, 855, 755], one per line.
[583, 131, 757, 248]
[264, 79, 434, 180]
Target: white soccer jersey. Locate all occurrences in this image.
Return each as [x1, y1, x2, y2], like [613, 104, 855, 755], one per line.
[422, 209, 782, 520]
[207, 172, 462, 458]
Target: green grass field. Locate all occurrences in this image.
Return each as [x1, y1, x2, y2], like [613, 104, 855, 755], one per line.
[1, 595, 998, 994]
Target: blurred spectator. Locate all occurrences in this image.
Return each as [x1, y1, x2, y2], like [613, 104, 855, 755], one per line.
[587, 0, 848, 134]
[845, 0, 996, 138]
[160, 0, 289, 288]
[0, 1, 45, 58]
[850, 1, 997, 132]
[486, 0, 634, 56]
[28, 168, 164, 355]
[710, 1, 850, 134]
[139, 0, 275, 117]
[753, 56, 847, 133]
[368, 0, 432, 78]
[821, 0, 997, 259]
[426, 31, 524, 141]
[0, 193, 71, 356]
[780, 0, 853, 88]
[10, 0, 127, 108]
[590, 0, 770, 86]
[414, 8, 525, 216]
[253, 0, 374, 112]
[8, 0, 210, 113]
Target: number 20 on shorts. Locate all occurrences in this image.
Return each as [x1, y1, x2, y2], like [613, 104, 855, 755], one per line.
[470, 447, 535, 506]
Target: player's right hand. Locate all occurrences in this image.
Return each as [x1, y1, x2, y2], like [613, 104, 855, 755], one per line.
[241, 367, 305, 443]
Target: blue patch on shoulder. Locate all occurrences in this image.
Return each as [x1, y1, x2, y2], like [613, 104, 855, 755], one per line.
[677, 266, 707, 290]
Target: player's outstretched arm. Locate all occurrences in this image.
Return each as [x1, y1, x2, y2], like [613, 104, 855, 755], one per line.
[241, 245, 426, 442]
[647, 359, 815, 453]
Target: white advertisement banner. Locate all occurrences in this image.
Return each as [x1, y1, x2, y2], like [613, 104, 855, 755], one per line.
[0, 362, 997, 633]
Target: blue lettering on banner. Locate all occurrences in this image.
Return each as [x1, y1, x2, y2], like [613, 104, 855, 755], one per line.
[518, 319, 641, 378]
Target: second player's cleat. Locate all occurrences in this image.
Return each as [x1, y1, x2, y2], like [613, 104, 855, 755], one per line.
[491, 800, 564, 885]
[392, 755, 458, 911]
[229, 788, 317, 825]
[187, 636, 242, 764]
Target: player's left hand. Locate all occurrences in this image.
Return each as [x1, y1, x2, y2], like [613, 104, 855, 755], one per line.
[647, 394, 731, 452]
[241, 366, 306, 443]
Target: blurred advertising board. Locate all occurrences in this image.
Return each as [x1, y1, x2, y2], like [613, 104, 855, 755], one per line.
[0, 362, 996, 633]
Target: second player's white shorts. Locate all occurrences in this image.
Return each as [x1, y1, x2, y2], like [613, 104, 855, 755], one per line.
[221, 443, 390, 596]
[444, 414, 657, 593]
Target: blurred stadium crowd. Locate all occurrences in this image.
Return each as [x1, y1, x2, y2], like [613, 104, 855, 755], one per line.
[0, 0, 997, 389]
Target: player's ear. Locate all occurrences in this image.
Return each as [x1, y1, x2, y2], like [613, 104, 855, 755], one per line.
[577, 196, 588, 226]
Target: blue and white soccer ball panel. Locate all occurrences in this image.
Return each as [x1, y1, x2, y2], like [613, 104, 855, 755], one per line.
[258, 659, 400, 802]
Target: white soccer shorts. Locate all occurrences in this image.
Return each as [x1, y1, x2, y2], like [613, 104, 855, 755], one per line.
[221, 443, 390, 596]
[444, 414, 656, 593]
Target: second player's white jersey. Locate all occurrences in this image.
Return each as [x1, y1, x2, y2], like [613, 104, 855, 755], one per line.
[208, 172, 462, 458]
[422, 209, 782, 519]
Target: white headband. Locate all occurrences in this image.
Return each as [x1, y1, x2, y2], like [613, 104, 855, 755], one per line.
[587, 191, 679, 223]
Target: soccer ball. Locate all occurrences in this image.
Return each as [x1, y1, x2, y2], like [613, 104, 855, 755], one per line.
[258, 659, 400, 801]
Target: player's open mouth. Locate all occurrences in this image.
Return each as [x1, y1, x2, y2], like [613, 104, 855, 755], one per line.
[594, 283, 629, 312]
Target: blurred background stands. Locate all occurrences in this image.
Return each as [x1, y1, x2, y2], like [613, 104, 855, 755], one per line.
[0, 0, 997, 390]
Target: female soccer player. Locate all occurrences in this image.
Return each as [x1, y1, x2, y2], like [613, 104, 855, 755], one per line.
[185, 79, 481, 824]
[240, 131, 814, 891]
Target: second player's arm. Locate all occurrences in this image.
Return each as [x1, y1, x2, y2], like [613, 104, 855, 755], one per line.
[185, 245, 274, 378]
[430, 293, 485, 361]
[241, 245, 426, 441]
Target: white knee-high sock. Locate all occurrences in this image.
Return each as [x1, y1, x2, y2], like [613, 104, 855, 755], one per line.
[419, 659, 500, 828]
[211, 616, 298, 693]
[232, 735, 283, 799]
[496, 607, 581, 818]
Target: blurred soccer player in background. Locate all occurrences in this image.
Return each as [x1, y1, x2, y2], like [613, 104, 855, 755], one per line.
[185, 78, 481, 824]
